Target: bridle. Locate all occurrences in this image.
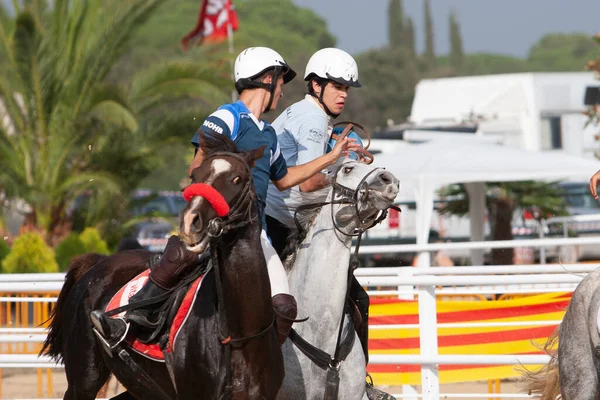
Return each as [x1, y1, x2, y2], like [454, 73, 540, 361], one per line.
[185, 152, 257, 239]
[288, 148, 400, 400]
[184, 151, 275, 400]
[294, 160, 399, 239]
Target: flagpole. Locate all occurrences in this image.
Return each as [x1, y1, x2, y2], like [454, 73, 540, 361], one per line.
[227, 22, 237, 103]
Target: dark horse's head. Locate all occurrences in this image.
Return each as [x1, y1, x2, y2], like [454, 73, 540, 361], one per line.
[179, 132, 264, 253]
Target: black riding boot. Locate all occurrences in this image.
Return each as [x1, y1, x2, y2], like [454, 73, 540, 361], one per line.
[90, 235, 199, 351]
[350, 276, 370, 362]
[272, 293, 298, 345]
[350, 277, 397, 400]
[90, 279, 168, 348]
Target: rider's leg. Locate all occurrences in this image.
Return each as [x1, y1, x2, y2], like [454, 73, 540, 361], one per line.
[350, 276, 370, 362]
[265, 215, 290, 257]
[260, 230, 297, 345]
[349, 277, 397, 400]
[90, 235, 199, 346]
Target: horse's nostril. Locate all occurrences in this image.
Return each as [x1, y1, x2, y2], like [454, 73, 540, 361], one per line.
[192, 215, 202, 231]
[378, 171, 393, 185]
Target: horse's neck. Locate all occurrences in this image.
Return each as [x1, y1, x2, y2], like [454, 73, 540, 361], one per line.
[214, 223, 272, 336]
[288, 195, 352, 342]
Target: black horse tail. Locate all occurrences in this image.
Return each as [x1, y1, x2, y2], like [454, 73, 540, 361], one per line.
[40, 253, 108, 362]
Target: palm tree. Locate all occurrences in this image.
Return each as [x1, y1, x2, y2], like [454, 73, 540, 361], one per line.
[438, 182, 567, 265]
[0, 0, 230, 243]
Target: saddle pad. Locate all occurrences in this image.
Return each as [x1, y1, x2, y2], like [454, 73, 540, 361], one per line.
[105, 269, 206, 361]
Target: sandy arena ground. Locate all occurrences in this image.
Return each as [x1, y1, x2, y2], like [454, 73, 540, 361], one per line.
[0, 369, 529, 399]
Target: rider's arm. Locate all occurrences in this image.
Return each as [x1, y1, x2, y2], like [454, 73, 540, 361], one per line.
[188, 110, 235, 177]
[590, 169, 600, 200]
[272, 138, 357, 191]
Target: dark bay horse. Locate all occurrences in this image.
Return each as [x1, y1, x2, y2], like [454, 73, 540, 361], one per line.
[41, 132, 283, 399]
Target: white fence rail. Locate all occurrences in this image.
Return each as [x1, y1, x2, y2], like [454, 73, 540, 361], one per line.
[0, 236, 598, 399]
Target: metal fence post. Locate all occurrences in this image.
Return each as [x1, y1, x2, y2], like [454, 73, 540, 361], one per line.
[416, 252, 440, 400]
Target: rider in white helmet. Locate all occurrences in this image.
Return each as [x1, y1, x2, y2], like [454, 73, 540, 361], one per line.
[265, 48, 396, 400]
[91, 47, 359, 350]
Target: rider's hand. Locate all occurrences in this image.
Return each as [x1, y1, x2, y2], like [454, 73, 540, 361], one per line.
[590, 169, 600, 200]
[330, 137, 361, 159]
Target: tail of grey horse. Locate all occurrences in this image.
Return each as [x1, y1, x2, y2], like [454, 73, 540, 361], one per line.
[522, 269, 600, 400]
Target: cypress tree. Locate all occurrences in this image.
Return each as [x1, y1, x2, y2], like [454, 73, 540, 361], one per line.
[405, 16, 416, 56]
[388, 0, 404, 49]
[450, 11, 464, 71]
[424, 0, 435, 67]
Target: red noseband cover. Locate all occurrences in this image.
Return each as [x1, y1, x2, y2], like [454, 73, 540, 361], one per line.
[182, 183, 230, 217]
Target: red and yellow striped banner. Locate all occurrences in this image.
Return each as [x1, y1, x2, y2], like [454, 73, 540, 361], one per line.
[367, 292, 570, 385]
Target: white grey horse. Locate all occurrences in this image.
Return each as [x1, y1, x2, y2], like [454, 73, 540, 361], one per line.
[524, 269, 600, 399]
[276, 159, 399, 400]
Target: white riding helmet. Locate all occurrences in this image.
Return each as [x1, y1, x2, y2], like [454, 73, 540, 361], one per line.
[234, 47, 296, 94]
[304, 48, 361, 88]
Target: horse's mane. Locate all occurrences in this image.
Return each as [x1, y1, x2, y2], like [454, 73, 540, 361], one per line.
[281, 188, 330, 270]
[200, 131, 239, 156]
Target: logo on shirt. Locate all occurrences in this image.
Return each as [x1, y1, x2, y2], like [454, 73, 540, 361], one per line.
[307, 128, 323, 143]
[203, 120, 224, 134]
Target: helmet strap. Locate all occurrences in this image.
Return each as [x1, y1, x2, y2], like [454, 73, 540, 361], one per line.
[312, 82, 341, 119]
[263, 67, 283, 113]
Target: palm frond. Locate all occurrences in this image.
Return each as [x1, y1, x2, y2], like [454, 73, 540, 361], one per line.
[131, 61, 230, 113]
[70, 0, 162, 119]
[89, 100, 138, 132]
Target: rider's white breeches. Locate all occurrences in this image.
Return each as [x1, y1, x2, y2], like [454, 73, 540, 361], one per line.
[260, 230, 290, 297]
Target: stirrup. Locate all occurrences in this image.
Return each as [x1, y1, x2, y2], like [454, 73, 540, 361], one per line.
[91, 314, 130, 357]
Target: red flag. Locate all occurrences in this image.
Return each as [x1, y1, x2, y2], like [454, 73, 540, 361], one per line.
[181, 0, 239, 51]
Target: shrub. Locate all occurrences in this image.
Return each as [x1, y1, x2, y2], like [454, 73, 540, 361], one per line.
[55, 233, 87, 271]
[80, 227, 110, 255]
[0, 239, 10, 265]
[2, 232, 59, 273]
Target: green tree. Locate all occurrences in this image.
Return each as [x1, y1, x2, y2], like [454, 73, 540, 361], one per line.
[423, 0, 435, 68]
[2, 231, 58, 273]
[0, 0, 229, 242]
[405, 16, 416, 56]
[345, 48, 420, 130]
[0, 239, 9, 265]
[449, 11, 464, 71]
[439, 182, 567, 265]
[54, 233, 86, 271]
[388, 0, 404, 49]
[79, 227, 110, 255]
[528, 33, 599, 71]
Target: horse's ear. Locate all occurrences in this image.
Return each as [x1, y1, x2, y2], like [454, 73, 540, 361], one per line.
[243, 145, 265, 168]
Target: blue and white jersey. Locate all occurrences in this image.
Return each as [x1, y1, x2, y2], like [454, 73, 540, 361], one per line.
[191, 101, 288, 227]
[265, 95, 332, 227]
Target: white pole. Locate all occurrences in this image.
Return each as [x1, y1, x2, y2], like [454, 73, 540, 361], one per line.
[227, 21, 237, 103]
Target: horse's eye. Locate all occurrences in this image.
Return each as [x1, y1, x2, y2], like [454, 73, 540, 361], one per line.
[232, 176, 241, 184]
[343, 166, 354, 174]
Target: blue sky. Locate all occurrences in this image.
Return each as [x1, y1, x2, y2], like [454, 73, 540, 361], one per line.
[292, 0, 600, 57]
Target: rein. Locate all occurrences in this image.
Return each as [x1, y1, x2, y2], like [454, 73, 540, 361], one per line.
[289, 158, 399, 400]
[185, 151, 275, 400]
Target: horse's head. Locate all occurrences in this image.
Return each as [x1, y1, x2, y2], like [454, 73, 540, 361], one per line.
[180, 132, 264, 253]
[328, 159, 399, 233]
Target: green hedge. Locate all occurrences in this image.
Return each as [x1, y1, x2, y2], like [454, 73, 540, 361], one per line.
[0, 240, 9, 265]
[80, 227, 110, 255]
[55, 233, 87, 271]
[2, 232, 58, 273]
